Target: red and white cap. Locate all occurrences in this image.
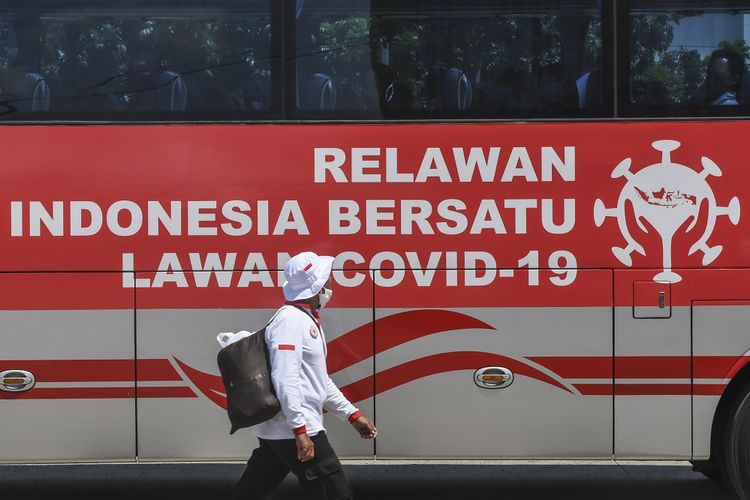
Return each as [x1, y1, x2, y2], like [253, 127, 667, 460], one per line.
[282, 251, 334, 301]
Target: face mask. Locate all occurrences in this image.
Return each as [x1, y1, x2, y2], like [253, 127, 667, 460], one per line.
[318, 287, 333, 309]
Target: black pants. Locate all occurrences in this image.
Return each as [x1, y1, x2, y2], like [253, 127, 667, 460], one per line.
[235, 431, 353, 500]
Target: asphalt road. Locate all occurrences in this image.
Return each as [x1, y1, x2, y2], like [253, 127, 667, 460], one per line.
[0, 462, 736, 500]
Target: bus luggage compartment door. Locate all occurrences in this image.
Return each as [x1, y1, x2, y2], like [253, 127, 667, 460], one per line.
[372, 268, 613, 458]
[614, 271, 689, 459]
[692, 293, 750, 460]
[0, 273, 136, 462]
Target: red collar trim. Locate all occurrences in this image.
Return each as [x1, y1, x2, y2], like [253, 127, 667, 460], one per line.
[285, 300, 321, 324]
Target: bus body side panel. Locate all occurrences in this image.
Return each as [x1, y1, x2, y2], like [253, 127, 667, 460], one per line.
[692, 274, 750, 460]
[134, 306, 265, 460]
[692, 301, 750, 459]
[614, 270, 690, 459]
[0, 273, 135, 462]
[2, 122, 750, 462]
[373, 270, 613, 459]
[613, 269, 750, 461]
[314, 301, 376, 458]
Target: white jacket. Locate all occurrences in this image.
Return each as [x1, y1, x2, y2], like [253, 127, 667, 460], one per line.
[250, 304, 359, 440]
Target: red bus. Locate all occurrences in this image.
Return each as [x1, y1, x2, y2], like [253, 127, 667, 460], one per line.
[2, 0, 750, 497]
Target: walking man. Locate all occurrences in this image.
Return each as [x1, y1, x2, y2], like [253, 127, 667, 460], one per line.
[236, 251, 377, 500]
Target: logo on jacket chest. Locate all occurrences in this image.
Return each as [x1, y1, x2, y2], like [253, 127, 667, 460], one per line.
[310, 325, 319, 339]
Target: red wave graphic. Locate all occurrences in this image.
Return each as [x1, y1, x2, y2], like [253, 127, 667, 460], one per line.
[0, 386, 197, 400]
[339, 351, 573, 404]
[0, 359, 180, 382]
[528, 356, 611, 379]
[173, 357, 227, 410]
[327, 309, 494, 373]
[530, 355, 750, 380]
[575, 384, 726, 396]
[173, 350, 571, 411]
[172, 312, 555, 411]
[156, 353, 750, 408]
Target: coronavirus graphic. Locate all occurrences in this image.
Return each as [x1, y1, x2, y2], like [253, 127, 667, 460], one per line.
[594, 140, 740, 283]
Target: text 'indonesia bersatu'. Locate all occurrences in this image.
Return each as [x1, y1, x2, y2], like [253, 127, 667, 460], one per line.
[10, 146, 577, 238]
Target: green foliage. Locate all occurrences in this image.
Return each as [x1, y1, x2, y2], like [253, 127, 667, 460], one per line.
[632, 64, 683, 105]
[0, 15, 271, 106]
[719, 39, 750, 61]
[0, 21, 16, 76]
[631, 16, 675, 76]
[366, 12, 600, 109]
[2, 6, 605, 113]
[318, 18, 370, 74]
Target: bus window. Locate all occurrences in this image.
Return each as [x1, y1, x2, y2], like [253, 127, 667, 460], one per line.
[0, 1, 275, 119]
[0, 20, 17, 112]
[293, 0, 607, 119]
[0, 20, 17, 83]
[626, 0, 750, 116]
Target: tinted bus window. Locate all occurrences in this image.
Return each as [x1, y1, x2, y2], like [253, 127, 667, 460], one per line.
[294, 0, 606, 119]
[627, 0, 750, 116]
[0, 20, 16, 80]
[0, 1, 274, 119]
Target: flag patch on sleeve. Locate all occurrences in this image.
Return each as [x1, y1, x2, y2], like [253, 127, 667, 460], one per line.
[278, 344, 296, 351]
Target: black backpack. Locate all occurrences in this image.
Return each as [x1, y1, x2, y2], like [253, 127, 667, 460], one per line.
[217, 311, 282, 434]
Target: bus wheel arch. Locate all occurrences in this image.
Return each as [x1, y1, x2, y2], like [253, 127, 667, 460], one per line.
[694, 358, 750, 488]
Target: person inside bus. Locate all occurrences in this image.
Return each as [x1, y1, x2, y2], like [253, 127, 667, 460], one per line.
[704, 48, 744, 106]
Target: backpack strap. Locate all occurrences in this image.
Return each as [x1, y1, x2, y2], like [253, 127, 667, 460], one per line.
[266, 307, 286, 327]
[288, 304, 320, 326]
[283, 304, 326, 356]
